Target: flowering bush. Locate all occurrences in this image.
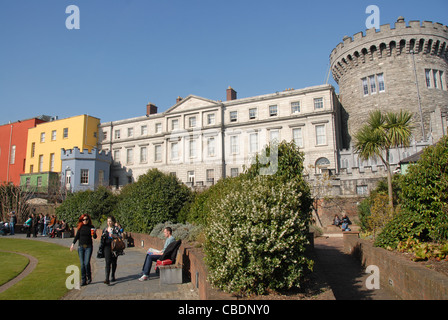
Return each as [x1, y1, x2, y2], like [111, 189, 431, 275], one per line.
[204, 175, 313, 295]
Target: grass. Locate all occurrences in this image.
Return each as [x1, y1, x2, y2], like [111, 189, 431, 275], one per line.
[0, 238, 79, 300]
[0, 252, 29, 286]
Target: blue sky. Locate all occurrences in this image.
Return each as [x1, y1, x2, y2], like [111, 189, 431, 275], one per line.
[0, 0, 447, 124]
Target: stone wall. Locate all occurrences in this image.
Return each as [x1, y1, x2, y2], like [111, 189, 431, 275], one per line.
[343, 233, 448, 300]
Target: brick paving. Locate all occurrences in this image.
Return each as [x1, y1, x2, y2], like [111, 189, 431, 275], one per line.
[3, 233, 199, 300]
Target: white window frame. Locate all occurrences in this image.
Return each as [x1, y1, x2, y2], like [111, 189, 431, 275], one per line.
[315, 124, 326, 146]
[291, 101, 300, 114]
[80, 169, 89, 185]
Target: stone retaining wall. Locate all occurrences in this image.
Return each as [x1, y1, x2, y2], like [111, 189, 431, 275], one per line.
[343, 232, 448, 300]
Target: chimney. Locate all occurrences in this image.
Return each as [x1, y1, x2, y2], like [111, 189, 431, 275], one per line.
[226, 86, 237, 101]
[146, 103, 158, 116]
[176, 96, 183, 103]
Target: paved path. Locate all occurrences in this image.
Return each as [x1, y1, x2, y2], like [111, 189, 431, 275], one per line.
[1, 234, 199, 300]
[313, 236, 401, 300]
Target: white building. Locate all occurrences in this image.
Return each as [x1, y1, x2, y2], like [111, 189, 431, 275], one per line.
[98, 84, 342, 189]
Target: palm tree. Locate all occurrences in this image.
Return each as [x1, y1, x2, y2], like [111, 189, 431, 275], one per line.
[354, 110, 413, 209]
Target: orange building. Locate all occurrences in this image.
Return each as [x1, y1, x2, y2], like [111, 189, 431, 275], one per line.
[0, 117, 49, 185]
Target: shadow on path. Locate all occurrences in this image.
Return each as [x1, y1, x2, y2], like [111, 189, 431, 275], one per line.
[313, 237, 399, 300]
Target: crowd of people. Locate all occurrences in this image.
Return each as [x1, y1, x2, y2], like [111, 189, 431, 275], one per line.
[0, 210, 70, 238]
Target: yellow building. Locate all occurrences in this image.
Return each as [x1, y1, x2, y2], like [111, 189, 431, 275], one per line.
[24, 114, 100, 175]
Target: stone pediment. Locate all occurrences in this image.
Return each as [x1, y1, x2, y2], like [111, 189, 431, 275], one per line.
[164, 95, 218, 114]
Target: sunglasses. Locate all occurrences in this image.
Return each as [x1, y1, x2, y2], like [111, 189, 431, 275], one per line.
[82, 218, 89, 221]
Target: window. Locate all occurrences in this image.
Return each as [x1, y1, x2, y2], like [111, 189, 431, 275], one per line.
[425, 69, 432, 88]
[249, 108, 257, 120]
[187, 171, 195, 184]
[40, 132, 45, 143]
[433, 70, 439, 89]
[10, 145, 16, 164]
[440, 71, 445, 90]
[362, 78, 369, 96]
[127, 127, 134, 138]
[206, 169, 214, 184]
[98, 170, 104, 186]
[357, 185, 368, 195]
[50, 153, 55, 171]
[154, 145, 162, 162]
[249, 133, 258, 153]
[369, 75, 377, 94]
[293, 128, 303, 148]
[37, 176, 42, 188]
[31, 143, 35, 158]
[114, 130, 121, 140]
[207, 137, 215, 157]
[230, 168, 239, 178]
[80, 169, 89, 185]
[155, 123, 162, 134]
[26, 177, 31, 189]
[171, 119, 179, 131]
[207, 114, 215, 125]
[189, 139, 197, 158]
[141, 125, 148, 135]
[171, 142, 179, 160]
[113, 150, 120, 164]
[269, 105, 278, 117]
[230, 111, 238, 122]
[230, 136, 239, 154]
[63, 128, 69, 139]
[102, 131, 108, 141]
[39, 155, 44, 172]
[30, 165, 34, 173]
[315, 125, 326, 145]
[140, 146, 147, 163]
[51, 130, 57, 141]
[362, 74, 386, 95]
[269, 130, 279, 143]
[314, 98, 324, 110]
[377, 73, 385, 92]
[291, 102, 300, 114]
[316, 157, 330, 174]
[126, 148, 134, 164]
[189, 116, 197, 128]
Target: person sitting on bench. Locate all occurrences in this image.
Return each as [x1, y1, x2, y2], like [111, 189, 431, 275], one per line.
[139, 227, 175, 281]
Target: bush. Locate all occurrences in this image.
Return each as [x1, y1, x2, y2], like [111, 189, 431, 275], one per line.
[55, 186, 117, 228]
[375, 136, 448, 248]
[113, 169, 193, 233]
[204, 175, 313, 295]
[150, 221, 203, 242]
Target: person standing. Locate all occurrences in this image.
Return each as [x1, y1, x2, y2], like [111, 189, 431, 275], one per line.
[70, 214, 97, 286]
[100, 216, 123, 285]
[9, 211, 17, 236]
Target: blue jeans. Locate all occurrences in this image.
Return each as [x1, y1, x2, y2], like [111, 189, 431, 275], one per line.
[78, 245, 93, 283]
[142, 254, 162, 276]
[9, 222, 14, 235]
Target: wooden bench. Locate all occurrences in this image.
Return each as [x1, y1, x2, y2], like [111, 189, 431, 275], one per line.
[158, 249, 183, 284]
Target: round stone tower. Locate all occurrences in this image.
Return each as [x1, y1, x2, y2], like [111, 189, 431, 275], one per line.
[330, 17, 448, 147]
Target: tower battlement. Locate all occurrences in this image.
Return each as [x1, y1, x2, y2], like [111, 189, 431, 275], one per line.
[330, 17, 448, 83]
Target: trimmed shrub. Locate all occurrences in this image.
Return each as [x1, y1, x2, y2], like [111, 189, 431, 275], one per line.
[55, 186, 117, 228]
[204, 175, 313, 295]
[113, 169, 193, 233]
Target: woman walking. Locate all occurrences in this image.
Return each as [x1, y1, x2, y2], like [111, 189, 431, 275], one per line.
[70, 214, 97, 286]
[100, 216, 123, 285]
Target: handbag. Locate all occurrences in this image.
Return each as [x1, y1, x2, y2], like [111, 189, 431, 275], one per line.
[111, 237, 125, 252]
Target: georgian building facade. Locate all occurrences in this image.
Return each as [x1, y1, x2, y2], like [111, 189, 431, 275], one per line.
[98, 84, 342, 189]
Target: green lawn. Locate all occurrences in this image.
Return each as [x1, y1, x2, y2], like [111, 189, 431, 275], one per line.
[0, 239, 79, 300]
[0, 252, 29, 286]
